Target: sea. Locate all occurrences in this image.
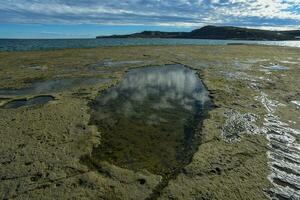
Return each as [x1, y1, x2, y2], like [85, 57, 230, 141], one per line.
[0, 38, 300, 52]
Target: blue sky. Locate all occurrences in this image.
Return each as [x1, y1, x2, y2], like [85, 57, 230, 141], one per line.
[0, 0, 300, 39]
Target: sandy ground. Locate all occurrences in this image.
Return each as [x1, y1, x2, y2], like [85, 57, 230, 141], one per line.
[0, 45, 299, 200]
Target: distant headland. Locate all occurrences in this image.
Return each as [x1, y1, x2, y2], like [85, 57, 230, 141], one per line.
[97, 25, 300, 41]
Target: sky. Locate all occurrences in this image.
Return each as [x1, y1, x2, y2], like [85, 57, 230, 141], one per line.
[0, 0, 300, 39]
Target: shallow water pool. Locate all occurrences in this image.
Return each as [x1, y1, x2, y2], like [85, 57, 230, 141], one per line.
[3, 95, 54, 109]
[0, 77, 112, 96]
[88, 64, 211, 175]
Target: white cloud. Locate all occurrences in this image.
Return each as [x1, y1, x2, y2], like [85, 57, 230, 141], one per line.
[0, 0, 299, 29]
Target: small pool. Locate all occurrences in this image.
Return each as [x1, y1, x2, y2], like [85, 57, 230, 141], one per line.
[264, 64, 289, 70]
[87, 64, 211, 176]
[0, 77, 112, 96]
[3, 95, 54, 109]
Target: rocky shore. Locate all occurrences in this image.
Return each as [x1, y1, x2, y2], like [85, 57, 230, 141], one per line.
[0, 45, 299, 199]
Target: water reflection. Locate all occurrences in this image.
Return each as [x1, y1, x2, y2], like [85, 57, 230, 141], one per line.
[89, 64, 211, 175]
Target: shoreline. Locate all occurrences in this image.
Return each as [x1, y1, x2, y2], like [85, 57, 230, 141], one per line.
[1, 40, 300, 53]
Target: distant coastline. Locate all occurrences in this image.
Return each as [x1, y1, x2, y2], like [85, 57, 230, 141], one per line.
[97, 25, 300, 41]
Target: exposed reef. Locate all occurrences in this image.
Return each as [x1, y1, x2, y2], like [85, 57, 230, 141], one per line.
[0, 45, 299, 199]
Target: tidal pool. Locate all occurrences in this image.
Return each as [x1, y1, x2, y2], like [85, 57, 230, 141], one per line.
[0, 77, 112, 96]
[3, 95, 54, 109]
[88, 64, 211, 176]
[264, 64, 289, 70]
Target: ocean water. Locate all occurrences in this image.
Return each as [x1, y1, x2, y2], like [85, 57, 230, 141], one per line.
[0, 38, 300, 52]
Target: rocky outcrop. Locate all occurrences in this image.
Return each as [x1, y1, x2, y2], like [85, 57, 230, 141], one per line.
[97, 25, 300, 41]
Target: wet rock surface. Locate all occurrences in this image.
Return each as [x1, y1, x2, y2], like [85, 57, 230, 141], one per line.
[222, 110, 260, 142]
[257, 92, 300, 199]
